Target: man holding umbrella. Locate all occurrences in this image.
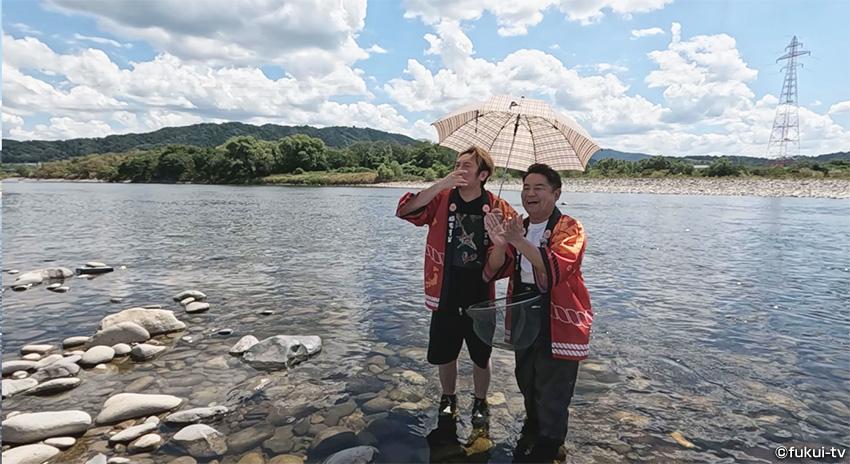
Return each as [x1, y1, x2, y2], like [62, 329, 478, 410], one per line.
[484, 163, 593, 463]
[396, 145, 516, 425]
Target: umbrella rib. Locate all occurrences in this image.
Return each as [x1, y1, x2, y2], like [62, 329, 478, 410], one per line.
[488, 112, 516, 153]
[524, 115, 537, 168]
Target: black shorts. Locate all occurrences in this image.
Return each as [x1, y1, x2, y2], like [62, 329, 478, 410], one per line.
[427, 305, 493, 368]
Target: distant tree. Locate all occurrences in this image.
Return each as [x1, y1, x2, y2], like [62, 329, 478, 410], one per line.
[705, 158, 743, 177]
[154, 146, 197, 182]
[221, 136, 275, 180]
[277, 134, 327, 172]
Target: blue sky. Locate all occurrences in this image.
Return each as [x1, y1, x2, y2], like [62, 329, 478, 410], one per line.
[3, 0, 849, 157]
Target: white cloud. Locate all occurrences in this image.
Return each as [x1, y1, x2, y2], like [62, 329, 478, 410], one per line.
[8, 116, 116, 141]
[73, 33, 132, 48]
[631, 27, 664, 39]
[12, 23, 42, 35]
[46, 0, 369, 78]
[828, 101, 850, 114]
[403, 0, 673, 36]
[366, 44, 388, 54]
[549, 44, 560, 50]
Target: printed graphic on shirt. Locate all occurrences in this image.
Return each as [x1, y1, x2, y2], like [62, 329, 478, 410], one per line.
[451, 213, 485, 268]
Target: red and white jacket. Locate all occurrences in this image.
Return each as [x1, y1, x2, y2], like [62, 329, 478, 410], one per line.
[397, 188, 516, 312]
[504, 209, 593, 361]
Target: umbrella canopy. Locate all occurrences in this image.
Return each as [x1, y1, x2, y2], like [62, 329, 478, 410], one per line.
[432, 95, 600, 172]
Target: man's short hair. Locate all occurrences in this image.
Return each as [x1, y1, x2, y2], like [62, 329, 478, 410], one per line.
[522, 163, 562, 190]
[458, 146, 496, 183]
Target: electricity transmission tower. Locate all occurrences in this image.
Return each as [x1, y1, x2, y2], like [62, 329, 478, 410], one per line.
[766, 36, 810, 159]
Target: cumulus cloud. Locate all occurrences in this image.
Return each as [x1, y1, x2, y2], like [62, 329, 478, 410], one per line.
[631, 27, 664, 39]
[73, 33, 132, 48]
[366, 44, 388, 54]
[828, 100, 850, 114]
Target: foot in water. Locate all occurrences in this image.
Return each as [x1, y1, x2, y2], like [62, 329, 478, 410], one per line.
[470, 396, 490, 428]
[439, 393, 458, 419]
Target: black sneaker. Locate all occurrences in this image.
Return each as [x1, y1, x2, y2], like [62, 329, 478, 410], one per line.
[514, 417, 538, 460]
[471, 397, 490, 427]
[438, 394, 458, 418]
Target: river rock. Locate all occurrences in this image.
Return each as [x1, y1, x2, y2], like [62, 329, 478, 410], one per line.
[47, 283, 62, 290]
[309, 426, 357, 458]
[229, 335, 259, 355]
[323, 445, 379, 464]
[34, 354, 64, 368]
[13, 268, 73, 287]
[113, 343, 131, 356]
[172, 424, 227, 458]
[95, 393, 183, 424]
[109, 422, 159, 443]
[63, 336, 90, 348]
[32, 358, 80, 381]
[128, 433, 162, 453]
[22, 353, 41, 361]
[86, 261, 107, 268]
[101, 308, 186, 335]
[269, 457, 303, 464]
[111, 297, 123, 303]
[89, 322, 150, 347]
[81, 346, 115, 366]
[85, 454, 108, 464]
[401, 370, 427, 385]
[1, 444, 61, 464]
[2, 410, 92, 443]
[362, 398, 394, 414]
[174, 290, 206, 302]
[12, 371, 29, 379]
[3, 361, 38, 376]
[324, 401, 357, 426]
[237, 452, 265, 464]
[107, 458, 131, 464]
[186, 302, 210, 313]
[2, 378, 38, 397]
[180, 297, 196, 306]
[243, 335, 322, 369]
[27, 377, 81, 395]
[21, 344, 55, 355]
[164, 406, 229, 425]
[54, 286, 70, 292]
[43, 436, 76, 449]
[262, 426, 295, 454]
[226, 423, 275, 454]
[130, 344, 166, 361]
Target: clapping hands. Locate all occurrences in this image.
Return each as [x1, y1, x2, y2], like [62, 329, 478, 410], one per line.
[485, 210, 525, 247]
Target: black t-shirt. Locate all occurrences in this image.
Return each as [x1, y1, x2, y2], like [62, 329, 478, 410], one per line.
[446, 191, 488, 308]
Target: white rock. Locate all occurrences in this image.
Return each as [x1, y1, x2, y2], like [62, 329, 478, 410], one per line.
[46, 283, 62, 290]
[85, 453, 107, 464]
[112, 343, 131, 356]
[101, 308, 186, 335]
[2, 378, 38, 398]
[6, 411, 22, 418]
[107, 458, 131, 464]
[127, 433, 162, 453]
[93, 364, 109, 372]
[62, 336, 90, 348]
[401, 370, 427, 385]
[180, 297, 195, 306]
[229, 335, 259, 355]
[12, 371, 29, 379]
[34, 354, 64, 368]
[31, 359, 79, 381]
[108, 422, 158, 443]
[172, 424, 227, 458]
[43, 436, 76, 449]
[12, 268, 73, 287]
[130, 344, 166, 361]
[89, 322, 150, 347]
[110, 297, 123, 303]
[54, 286, 70, 293]
[21, 353, 41, 361]
[2, 360, 38, 375]
[164, 406, 229, 425]
[243, 335, 323, 369]
[86, 261, 107, 268]
[1, 410, 92, 443]
[185, 302, 210, 313]
[1, 444, 61, 464]
[145, 415, 160, 425]
[27, 377, 81, 396]
[95, 393, 183, 425]
[80, 346, 115, 366]
[8, 269, 20, 274]
[173, 290, 206, 302]
[21, 344, 54, 355]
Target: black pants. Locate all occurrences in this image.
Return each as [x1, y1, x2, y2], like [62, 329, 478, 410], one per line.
[514, 336, 580, 445]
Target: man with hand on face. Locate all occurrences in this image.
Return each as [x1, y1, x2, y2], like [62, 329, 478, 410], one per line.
[397, 146, 516, 426]
[484, 163, 593, 463]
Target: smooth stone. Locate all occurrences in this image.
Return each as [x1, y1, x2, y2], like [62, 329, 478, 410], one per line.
[323, 446, 379, 464]
[401, 370, 427, 385]
[226, 423, 275, 454]
[81, 346, 116, 366]
[43, 436, 76, 449]
[8, 269, 20, 274]
[101, 308, 186, 335]
[130, 344, 166, 361]
[63, 336, 90, 348]
[174, 290, 206, 302]
[12, 371, 29, 379]
[22, 353, 41, 361]
[217, 328, 234, 336]
[2, 378, 38, 397]
[34, 354, 64, 368]
[27, 377, 81, 395]
[86, 454, 108, 464]
[142, 304, 162, 309]
[94, 363, 109, 371]
[324, 401, 357, 426]
[204, 356, 229, 370]
[95, 393, 183, 425]
[164, 406, 229, 425]
[1, 444, 61, 464]
[361, 398, 394, 414]
[180, 297, 196, 306]
[7, 361, 41, 375]
[47, 283, 62, 290]
[261, 310, 274, 316]
[86, 261, 108, 268]
[89, 322, 151, 347]
[237, 452, 266, 464]
[33, 359, 80, 381]
[113, 343, 132, 356]
[111, 297, 124, 304]
[230, 336, 260, 355]
[173, 424, 227, 458]
[128, 433, 162, 453]
[169, 458, 198, 464]
[54, 286, 70, 292]
[109, 422, 159, 443]
[487, 392, 506, 406]
[125, 376, 156, 392]
[309, 426, 357, 458]
[108, 458, 131, 464]
[2, 410, 92, 443]
[186, 302, 211, 313]
[269, 457, 303, 464]
[262, 426, 295, 454]
[243, 336, 323, 369]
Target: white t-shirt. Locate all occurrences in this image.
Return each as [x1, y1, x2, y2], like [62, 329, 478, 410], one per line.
[521, 221, 548, 284]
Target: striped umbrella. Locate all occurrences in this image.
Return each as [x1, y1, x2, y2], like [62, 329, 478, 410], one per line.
[432, 96, 600, 192]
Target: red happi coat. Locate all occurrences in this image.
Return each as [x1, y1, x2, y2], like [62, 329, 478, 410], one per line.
[505, 209, 593, 361]
[397, 188, 516, 312]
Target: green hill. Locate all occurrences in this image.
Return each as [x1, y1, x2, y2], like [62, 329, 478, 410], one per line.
[1, 122, 420, 163]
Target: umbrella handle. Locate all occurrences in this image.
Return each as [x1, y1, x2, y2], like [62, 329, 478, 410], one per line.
[497, 114, 522, 198]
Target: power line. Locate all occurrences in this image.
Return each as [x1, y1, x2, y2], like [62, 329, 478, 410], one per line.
[766, 36, 810, 159]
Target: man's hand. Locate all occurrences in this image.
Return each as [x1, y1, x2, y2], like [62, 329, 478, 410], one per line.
[484, 211, 507, 248]
[439, 169, 469, 190]
[503, 214, 525, 245]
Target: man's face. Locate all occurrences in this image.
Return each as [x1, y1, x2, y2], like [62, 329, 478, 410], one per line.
[455, 153, 488, 186]
[521, 173, 560, 218]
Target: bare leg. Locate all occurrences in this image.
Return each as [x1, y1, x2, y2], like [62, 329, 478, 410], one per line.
[472, 360, 491, 399]
[439, 360, 458, 395]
